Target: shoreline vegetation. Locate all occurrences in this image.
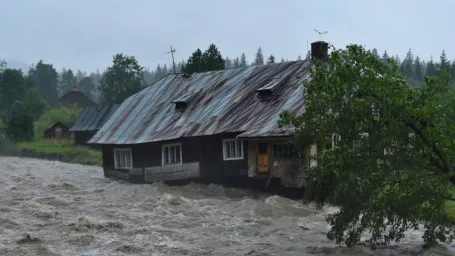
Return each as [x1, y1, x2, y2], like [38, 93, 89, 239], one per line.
[0, 137, 101, 166]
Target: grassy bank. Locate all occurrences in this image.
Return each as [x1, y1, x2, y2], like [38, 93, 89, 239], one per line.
[17, 139, 102, 166]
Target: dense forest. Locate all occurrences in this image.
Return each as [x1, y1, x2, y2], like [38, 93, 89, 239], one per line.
[0, 43, 454, 141]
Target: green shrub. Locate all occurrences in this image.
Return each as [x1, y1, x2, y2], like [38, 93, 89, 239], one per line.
[18, 139, 102, 166]
[34, 105, 82, 139]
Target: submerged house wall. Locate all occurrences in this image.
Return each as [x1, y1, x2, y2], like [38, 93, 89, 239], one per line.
[101, 133, 248, 183]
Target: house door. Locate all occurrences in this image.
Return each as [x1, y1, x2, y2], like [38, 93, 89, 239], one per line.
[55, 127, 62, 138]
[257, 143, 269, 173]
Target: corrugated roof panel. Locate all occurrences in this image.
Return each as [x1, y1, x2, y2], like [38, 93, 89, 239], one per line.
[88, 93, 137, 143]
[70, 105, 119, 132]
[89, 60, 311, 144]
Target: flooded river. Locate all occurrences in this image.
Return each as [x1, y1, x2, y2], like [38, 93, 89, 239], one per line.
[0, 157, 454, 255]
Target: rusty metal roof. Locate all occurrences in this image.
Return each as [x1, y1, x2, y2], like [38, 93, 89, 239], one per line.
[88, 60, 310, 145]
[70, 104, 119, 132]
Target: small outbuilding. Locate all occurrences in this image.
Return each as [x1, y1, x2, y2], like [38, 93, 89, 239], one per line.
[44, 121, 69, 139]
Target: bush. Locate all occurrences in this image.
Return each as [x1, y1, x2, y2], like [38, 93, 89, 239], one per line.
[34, 105, 82, 139]
[3, 101, 34, 142]
[18, 139, 102, 166]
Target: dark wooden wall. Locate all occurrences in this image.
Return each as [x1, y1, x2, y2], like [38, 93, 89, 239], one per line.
[199, 133, 248, 178]
[101, 132, 248, 180]
[74, 131, 95, 145]
[44, 124, 69, 138]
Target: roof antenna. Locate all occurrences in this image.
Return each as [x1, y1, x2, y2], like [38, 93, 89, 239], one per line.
[314, 29, 328, 41]
[164, 46, 177, 73]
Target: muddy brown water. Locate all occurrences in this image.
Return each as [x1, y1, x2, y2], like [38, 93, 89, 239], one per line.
[0, 157, 454, 255]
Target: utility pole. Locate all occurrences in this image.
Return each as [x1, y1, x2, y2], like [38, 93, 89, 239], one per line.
[164, 46, 177, 73]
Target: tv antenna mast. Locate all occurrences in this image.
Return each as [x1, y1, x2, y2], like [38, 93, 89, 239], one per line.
[164, 46, 177, 73]
[314, 29, 328, 41]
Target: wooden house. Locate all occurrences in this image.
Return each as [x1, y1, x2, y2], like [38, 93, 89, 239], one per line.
[44, 121, 70, 138]
[58, 87, 96, 108]
[69, 105, 119, 145]
[88, 41, 329, 188]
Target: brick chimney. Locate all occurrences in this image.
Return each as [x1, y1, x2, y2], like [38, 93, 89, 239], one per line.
[311, 41, 329, 60]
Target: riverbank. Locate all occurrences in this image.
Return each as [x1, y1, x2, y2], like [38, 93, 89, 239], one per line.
[16, 139, 101, 166]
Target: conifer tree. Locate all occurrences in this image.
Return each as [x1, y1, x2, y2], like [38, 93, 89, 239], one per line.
[254, 47, 264, 65]
[267, 55, 275, 64]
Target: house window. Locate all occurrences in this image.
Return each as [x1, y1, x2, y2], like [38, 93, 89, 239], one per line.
[272, 143, 298, 158]
[114, 148, 132, 169]
[222, 139, 243, 160]
[162, 143, 182, 166]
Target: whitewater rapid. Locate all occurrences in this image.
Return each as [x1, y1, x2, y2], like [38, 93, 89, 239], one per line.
[0, 157, 454, 255]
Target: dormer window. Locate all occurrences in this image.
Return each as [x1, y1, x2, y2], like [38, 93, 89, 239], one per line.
[172, 91, 196, 111]
[255, 76, 288, 95]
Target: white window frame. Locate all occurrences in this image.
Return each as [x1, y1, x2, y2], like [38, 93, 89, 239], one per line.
[114, 148, 133, 170]
[222, 139, 244, 161]
[162, 143, 182, 166]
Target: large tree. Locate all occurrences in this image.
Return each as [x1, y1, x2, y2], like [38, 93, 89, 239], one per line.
[99, 54, 145, 105]
[280, 44, 455, 248]
[22, 87, 48, 121]
[183, 49, 204, 75]
[4, 101, 34, 142]
[240, 53, 248, 68]
[439, 50, 450, 72]
[59, 68, 77, 95]
[426, 57, 437, 77]
[183, 44, 225, 75]
[28, 60, 59, 104]
[414, 55, 424, 82]
[202, 44, 225, 71]
[267, 55, 276, 64]
[77, 76, 96, 98]
[400, 48, 414, 79]
[254, 47, 264, 65]
[0, 68, 27, 112]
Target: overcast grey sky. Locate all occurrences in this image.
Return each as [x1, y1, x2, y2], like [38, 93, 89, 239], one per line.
[0, 0, 453, 72]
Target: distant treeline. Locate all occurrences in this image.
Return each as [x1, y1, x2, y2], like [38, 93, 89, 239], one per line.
[1, 44, 453, 112]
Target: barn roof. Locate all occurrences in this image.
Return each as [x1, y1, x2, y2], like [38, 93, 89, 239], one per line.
[88, 60, 311, 145]
[69, 104, 119, 132]
[45, 121, 68, 132]
[58, 88, 96, 108]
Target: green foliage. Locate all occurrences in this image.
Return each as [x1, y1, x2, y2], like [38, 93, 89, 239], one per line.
[254, 47, 264, 65]
[240, 53, 248, 67]
[183, 44, 225, 75]
[400, 49, 414, 80]
[77, 76, 96, 100]
[34, 106, 81, 139]
[59, 68, 77, 95]
[4, 101, 34, 142]
[267, 55, 276, 64]
[22, 88, 48, 121]
[414, 56, 424, 82]
[18, 139, 102, 166]
[426, 58, 437, 77]
[280, 44, 455, 248]
[28, 60, 59, 104]
[225, 57, 232, 69]
[439, 50, 450, 72]
[99, 53, 145, 105]
[0, 68, 27, 112]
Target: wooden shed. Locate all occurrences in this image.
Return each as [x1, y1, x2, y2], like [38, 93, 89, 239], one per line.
[44, 121, 70, 139]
